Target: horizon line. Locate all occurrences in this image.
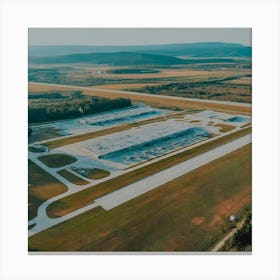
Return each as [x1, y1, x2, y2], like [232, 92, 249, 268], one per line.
[29, 41, 251, 47]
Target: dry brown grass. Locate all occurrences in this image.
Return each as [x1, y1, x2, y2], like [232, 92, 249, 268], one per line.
[240, 123, 251, 128]
[83, 90, 252, 115]
[28, 82, 251, 115]
[86, 67, 224, 79]
[84, 168, 110, 180]
[28, 160, 68, 220]
[29, 144, 251, 251]
[212, 123, 236, 133]
[222, 77, 252, 85]
[90, 83, 167, 91]
[57, 169, 89, 185]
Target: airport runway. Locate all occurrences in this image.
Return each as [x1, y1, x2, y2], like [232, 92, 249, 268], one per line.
[95, 134, 251, 210]
[28, 134, 251, 237]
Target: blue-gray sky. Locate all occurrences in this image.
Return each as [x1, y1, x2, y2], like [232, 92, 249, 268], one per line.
[29, 28, 251, 46]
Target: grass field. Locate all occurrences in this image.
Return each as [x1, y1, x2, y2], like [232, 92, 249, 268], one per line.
[38, 154, 77, 168]
[46, 127, 251, 218]
[240, 123, 251, 128]
[57, 169, 89, 185]
[29, 144, 251, 251]
[28, 146, 45, 153]
[82, 67, 234, 79]
[83, 168, 110, 180]
[28, 160, 68, 220]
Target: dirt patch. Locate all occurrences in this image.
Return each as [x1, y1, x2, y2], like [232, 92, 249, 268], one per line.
[209, 186, 251, 227]
[214, 187, 251, 216]
[208, 215, 224, 227]
[191, 216, 205, 225]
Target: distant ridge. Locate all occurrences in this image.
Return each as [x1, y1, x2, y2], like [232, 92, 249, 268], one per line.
[29, 52, 186, 65]
[29, 42, 252, 58]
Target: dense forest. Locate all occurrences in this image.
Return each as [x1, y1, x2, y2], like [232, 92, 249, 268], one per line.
[28, 91, 131, 124]
[221, 211, 252, 251]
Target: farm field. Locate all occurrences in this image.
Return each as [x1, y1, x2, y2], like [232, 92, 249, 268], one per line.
[28, 144, 251, 251]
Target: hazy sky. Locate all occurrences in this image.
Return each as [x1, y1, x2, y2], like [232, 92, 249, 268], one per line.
[29, 28, 251, 46]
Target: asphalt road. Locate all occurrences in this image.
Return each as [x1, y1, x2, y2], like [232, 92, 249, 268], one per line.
[28, 134, 251, 237]
[95, 134, 251, 210]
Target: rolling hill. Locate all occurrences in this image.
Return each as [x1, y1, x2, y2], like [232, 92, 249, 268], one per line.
[29, 42, 252, 58]
[29, 52, 189, 65]
[29, 51, 238, 66]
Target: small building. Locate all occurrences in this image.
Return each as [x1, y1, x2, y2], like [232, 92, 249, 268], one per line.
[229, 215, 236, 222]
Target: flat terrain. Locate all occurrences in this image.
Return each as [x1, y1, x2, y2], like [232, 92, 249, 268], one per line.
[212, 123, 235, 133]
[28, 160, 68, 220]
[222, 77, 252, 85]
[46, 127, 251, 218]
[85, 68, 236, 80]
[28, 146, 45, 153]
[38, 154, 77, 168]
[82, 168, 110, 180]
[42, 111, 187, 149]
[29, 144, 251, 251]
[28, 43, 252, 252]
[28, 61, 251, 103]
[29, 82, 251, 115]
[90, 82, 167, 91]
[57, 169, 89, 185]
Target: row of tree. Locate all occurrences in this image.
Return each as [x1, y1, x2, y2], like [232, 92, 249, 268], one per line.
[28, 94, 131, 124]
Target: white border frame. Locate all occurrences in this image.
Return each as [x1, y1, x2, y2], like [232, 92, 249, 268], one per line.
[1, 0, 280, 279]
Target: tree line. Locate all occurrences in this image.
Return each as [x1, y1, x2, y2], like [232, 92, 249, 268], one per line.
[28, 93, 131, 124]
